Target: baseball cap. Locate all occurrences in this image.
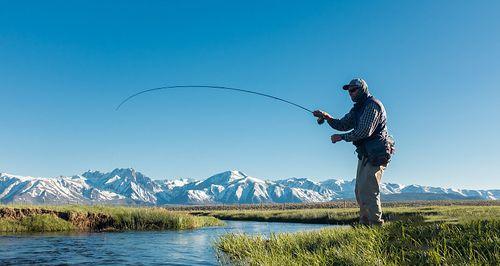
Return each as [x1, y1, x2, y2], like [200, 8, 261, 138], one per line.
[343, 78, 368, 90]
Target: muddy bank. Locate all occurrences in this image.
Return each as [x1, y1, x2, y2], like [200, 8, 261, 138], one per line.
[0, 205, 223, 233]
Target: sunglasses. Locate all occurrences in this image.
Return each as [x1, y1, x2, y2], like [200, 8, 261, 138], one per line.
[348, 87, 359, 93]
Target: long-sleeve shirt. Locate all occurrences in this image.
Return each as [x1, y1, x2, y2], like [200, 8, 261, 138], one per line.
[327, 101, 382, 142]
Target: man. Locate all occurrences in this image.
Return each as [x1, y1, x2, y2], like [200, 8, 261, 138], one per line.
[313, 78, 394, 226]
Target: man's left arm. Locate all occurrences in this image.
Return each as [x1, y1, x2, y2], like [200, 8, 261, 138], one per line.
[333, 102, 381, 143]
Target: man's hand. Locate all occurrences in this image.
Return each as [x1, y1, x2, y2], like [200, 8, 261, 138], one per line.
[331, 134, 342, 143]
[313, 110, 333, 121]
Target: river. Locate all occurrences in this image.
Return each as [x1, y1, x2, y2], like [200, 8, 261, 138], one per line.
[0, 220, 340, 265]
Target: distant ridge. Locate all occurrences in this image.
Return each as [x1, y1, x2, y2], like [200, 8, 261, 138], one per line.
[0, 168, 498, 205]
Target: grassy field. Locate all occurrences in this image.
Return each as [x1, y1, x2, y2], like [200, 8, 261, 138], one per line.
[0, 205, 223, 233]
[215, 205, 500, 265]
[198, 205, 500, 224]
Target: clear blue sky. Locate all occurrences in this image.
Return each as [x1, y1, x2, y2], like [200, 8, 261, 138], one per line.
[1, 1, 499, 189]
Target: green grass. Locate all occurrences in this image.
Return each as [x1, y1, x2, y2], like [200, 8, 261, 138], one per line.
[215, 206, 500, 265]
[0, 205, 224, 233]
[199, 208, 360, 224]
[200, 205, 500, 224]
[217, 220, 499, 265]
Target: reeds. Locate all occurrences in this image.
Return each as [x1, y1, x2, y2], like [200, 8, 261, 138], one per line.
[215, 205, 500, 265]
[217, 219, 500, 265]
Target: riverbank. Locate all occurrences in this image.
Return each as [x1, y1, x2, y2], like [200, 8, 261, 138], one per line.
[215, 205, 500, 265]
[0, 205, 223, 233]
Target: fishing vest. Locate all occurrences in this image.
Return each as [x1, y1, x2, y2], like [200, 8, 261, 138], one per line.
[352, 96, 392, 164]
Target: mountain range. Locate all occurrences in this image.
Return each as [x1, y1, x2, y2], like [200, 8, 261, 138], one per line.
[0, 168, 498, 205]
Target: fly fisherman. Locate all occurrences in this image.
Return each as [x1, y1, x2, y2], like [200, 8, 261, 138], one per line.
[313, 78, 395, 226]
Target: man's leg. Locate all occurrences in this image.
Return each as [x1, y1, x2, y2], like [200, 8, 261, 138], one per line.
[355, 157, 369, 225]
[357, 157, 386, 225]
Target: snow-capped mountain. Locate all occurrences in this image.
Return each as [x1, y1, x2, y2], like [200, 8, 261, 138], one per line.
[0, 169, 498, 205]
[0, 173, 125, 204]
[82, 168, 161, 204]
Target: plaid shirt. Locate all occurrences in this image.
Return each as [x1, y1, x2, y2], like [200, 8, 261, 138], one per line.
[327, 101, 382, 142]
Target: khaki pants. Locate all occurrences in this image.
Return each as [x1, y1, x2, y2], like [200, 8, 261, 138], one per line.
[355, 156, 386, 225]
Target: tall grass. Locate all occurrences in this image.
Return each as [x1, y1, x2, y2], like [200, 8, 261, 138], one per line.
[215, 205, 500, 265]
[217, 220, 500, 265]
[0, 205, 223, 233]
[0, 214, 76, 232]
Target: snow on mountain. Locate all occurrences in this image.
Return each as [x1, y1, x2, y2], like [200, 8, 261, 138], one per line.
[380, 183, 406, 194]
[284, 187, 329, 203]
[82, 168, 160, 204]
[0, 173, 124, 204]
[170, 171, 275, 204]
[158, 178, 193, 190]
[319, 179, 356, 199]
[276, 177, 337, 202]
[0, 169, 498, 205]
[194, 170, 246, 189]
[215, 174, 272, 204]
[276, 177, 322, 191]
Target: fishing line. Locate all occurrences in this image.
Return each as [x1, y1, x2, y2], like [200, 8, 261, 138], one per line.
[115, 85, 313, 113]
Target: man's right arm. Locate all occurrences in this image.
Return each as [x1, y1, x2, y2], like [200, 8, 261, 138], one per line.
[326, 108, 355, 131]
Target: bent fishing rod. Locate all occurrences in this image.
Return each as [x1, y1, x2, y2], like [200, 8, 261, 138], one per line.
[116, 85, 315, 114]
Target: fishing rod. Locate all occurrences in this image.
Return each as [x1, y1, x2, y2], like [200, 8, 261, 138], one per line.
[116, 85, 314, 114]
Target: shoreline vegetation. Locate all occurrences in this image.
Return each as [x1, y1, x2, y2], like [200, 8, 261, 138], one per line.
[213, 203, 500, 265]
[0, 205, 223, 233]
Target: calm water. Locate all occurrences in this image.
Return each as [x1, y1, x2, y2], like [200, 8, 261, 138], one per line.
[0, 221, 339, 265]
